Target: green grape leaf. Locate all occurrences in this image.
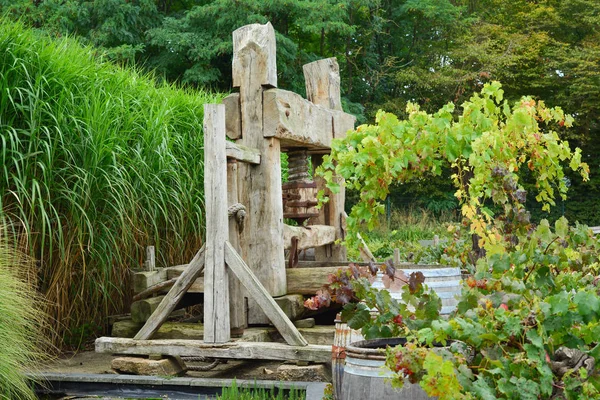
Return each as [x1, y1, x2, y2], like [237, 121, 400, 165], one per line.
[346, 306, 371, 330]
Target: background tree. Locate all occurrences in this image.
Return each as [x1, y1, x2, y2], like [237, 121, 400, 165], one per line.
[1, 0, 598, 223]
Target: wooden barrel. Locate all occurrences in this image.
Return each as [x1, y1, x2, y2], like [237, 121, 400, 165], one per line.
[341, 338, 435, 400]
[401, 266, 462, 315]
[332, 314, 364, 400]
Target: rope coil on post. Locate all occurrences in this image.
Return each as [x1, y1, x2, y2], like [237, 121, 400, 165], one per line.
[227, 202, 246, 232]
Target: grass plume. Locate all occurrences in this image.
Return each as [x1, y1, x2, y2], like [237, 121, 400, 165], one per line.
[0, 234, 49, 399]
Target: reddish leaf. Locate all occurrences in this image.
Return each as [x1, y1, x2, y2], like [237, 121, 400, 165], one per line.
[316, 289, 331, 308]
[368, 261, 378, 276]
[408, 271, 425, 294]
[384, 259, 396, 280]
[350, 263, 361, 279]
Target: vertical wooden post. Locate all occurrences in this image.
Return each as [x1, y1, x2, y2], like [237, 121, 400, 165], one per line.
[303, 57, 342, 111]
[233, 24, 286, 305]
[394, 248, 401, 267]
[145, 246, 155, 271]
[203, 104, 230, 343]
[227, 159, 247, 332]
[304, 58, 348, 262]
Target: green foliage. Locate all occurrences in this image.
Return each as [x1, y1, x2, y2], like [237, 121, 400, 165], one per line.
[217, 380, 305, 400]
[318, 83, 600, 398]
[0, 19, 219, 346]
[0, 234, 49, 400]
[320, 82, 589, 256]
[395, 220, 600, 399]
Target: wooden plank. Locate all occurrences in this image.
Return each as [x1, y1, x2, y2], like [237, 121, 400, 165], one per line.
[224, 241, 308, 347]
[95, 337, 330, 363]
[283, 224, 336, 251]
[303, 58, 342, 111]
[134, 245, 206, 340]
[227, 159, 247, 330]
[233, 22, 286, 326]
[222, 93, 241, 140]
[225, 141, 260, 164]
[203, 104, 230, 343]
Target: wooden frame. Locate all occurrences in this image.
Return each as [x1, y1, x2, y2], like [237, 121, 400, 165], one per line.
[97, 21, 357, 363]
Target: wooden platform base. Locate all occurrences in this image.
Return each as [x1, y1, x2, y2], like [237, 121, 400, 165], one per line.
[95, 337, 330, 363]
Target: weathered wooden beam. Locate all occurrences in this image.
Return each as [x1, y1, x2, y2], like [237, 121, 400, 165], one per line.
[233, 22, 286, 327]
[145, 246, 156, 271]
[283, 224, 336, 251]
[286, 267, 342, 295]
[228, 159, 247, 330]
[95, 337, 330, 363]
[304, 59, 352, 261]
[166, 265, 346, 296]
[203, 104, 230, 344]
[222, 93, 241, 140]
[303, 58, 342, 111]
[133, 245, 205, 340]
[224, 241, 307, 347]
[232, 23, 277, 89]
[225, 141, 260, 164]
[263, 89, 333, 149]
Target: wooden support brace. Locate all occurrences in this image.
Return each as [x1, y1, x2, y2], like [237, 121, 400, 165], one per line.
[203, 104, 230, 343]
[134, 245, 205, 340]
[233, 22, 286, 324]
[224, 241, 307, 347]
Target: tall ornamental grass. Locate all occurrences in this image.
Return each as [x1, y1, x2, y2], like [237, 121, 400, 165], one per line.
[0, 234, 49, 400]
[0, 20, 218, 346]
